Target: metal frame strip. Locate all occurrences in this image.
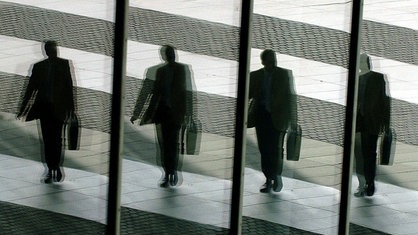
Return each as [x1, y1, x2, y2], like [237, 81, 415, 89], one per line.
[107, 0, 129, 234]
[339, 0, 364, 234]
[230, 0, 253, 234]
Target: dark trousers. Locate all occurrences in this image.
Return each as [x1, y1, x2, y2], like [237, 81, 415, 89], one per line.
[156, 106, 181, 176]
[360, 132, 379, 185]
[255, 107, 285, 180]
[354, 133, 366, 187]
[160, 123, 180, 175]
[40, 117, 64, 171]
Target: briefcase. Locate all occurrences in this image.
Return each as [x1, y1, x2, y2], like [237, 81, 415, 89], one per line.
[67, 113, 81, 150]
[181, 118, 202, 155]
[286, 124, 302, 161]
[379, 128, 396, 165]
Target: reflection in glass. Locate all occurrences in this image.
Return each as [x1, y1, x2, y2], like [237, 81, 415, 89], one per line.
[17, 40, 76, 184]
[353, 53, 391, 198]
[0, 1, 113, 233]
[244, 1, 353, 234]
[130, 45, 197, 187]
[349, 1, 418, 233]
[248, 49, 298, 193]
[121, 1, 240, 233]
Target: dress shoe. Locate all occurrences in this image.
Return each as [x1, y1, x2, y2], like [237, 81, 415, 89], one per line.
[55, 168, 63, 182]
[43, 171, 53, 184]
[354, 187, 365, 197]
[260, 181, 272, 193]
[273, 177, 283, 192]
[160, 175, 170, 188]
[365, 182, 375, 196]
[169, 173, 178, 186]
[159, 180, 169, 188]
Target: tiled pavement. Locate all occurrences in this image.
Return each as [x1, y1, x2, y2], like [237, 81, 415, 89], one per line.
[1, 113, 418, 234]
[0, 149, 409, 235]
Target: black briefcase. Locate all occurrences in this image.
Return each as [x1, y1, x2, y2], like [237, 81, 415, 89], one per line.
[286, 124, 302, 161]
[67, 113, 81, 150]
[181, 118, 202, 155]
[379, 128, 396, 165]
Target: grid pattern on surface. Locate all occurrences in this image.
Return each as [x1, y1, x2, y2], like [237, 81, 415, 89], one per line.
[0, 201, 388, 235]
[1, 3, 417, 66]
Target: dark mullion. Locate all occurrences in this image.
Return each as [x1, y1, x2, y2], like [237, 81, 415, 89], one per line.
[339, 0, 364, 234]
[107, 0, 129, 234]
[230, 0, 253, 234]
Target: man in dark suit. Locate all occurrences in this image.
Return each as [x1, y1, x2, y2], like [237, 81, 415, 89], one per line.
[131, 45, 193, 187]
[249, 49, 297, 193]
[17, 40, 75, 183]
[354, 53, 390, 197]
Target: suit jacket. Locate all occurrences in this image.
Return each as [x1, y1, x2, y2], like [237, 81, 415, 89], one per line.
[133, 62, 194, 126]
[132, 63, 163, 120]
[357, 71, 390, 135]
[249, 67, 297, 131]
[19, 57, 74, 122]
[149, 62, 191, 126]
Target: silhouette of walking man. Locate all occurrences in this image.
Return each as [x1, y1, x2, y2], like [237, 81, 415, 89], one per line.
[131, 45, 193, 187]
[249, 49, 297, 193]
[17, 40, 75, 183]
[354, 53, 391, 197]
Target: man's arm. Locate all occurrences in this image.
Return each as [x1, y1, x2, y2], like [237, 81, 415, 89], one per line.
[382, 74, 391, 131]
[248, 70, 258, 100]
[288, 70, 298, 127]
[130, 78, 154, 123]
[17, 65, 38, 118]
[65, 60, 75, 114]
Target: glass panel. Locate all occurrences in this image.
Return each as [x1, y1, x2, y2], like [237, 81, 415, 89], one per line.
[244, 1, 353, 234]
[0, 1, 114, 233]
[121, 1, 241, 233]
[349, 1, 418, 234]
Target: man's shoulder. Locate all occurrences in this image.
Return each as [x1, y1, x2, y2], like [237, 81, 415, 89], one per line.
[148, 63, 166, 70]
[271, 67, 293, 80]
[275, 66, 292, 74]
[363, 71, 385, 81]
[250, 68, 263, 77]
[173, 62, 190, 71]
[56, 57, 70, 64]
[159, 62, 189, 71]
[370, 71, 384, 78]
[157, 63, 170, 71]
[34, 59, 48, 66]
[175, 61, 187, 67]
[36, 57, 69, 64]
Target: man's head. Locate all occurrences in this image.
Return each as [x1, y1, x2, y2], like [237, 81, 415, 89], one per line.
[160, 45, 176, 63]
[44, 40, 58, 58]
[261, 49, 277, 69]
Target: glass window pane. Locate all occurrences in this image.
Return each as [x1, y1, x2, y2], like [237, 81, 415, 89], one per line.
[121, 1, 241, 233]
[0, 1, 114, 234]
[244, 1, 353, 234]
[349, 1, 418, 234]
